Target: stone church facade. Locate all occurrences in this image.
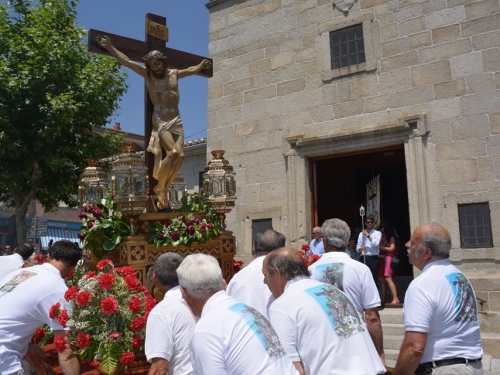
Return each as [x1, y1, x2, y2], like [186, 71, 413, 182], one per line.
[205, 0, 500, 354]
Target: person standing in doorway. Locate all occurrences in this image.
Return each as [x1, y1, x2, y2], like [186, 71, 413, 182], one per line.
[356, 215, 382, 284]
[309, 227, 324, 257]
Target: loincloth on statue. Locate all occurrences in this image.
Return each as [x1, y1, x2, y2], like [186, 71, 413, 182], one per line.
[147, 115, 183, 180]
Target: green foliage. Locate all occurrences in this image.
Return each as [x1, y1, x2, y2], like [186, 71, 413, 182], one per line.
[0, 0, 128, 241]
[78, 191, 130, 259]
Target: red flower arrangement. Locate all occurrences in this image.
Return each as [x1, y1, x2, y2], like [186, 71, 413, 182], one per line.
[49, 260, 156, 372]
[234, 259, 244, 273]
[299, 244, 320, 266]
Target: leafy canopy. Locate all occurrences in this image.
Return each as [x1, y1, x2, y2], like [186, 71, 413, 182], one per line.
[0, 0, 128, 215]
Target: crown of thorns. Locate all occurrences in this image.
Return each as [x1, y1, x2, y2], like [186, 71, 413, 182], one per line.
[143, 50, 168, 63]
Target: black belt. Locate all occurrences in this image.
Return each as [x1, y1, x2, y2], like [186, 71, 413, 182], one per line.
[416, 357, 481, 374]
[361, 255, 379, 259]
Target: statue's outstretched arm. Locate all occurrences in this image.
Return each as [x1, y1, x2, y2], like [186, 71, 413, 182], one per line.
[96, 34, 146, 78]
[178, 59, 211, 79]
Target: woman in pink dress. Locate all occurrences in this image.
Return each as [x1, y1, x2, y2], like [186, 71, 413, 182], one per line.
[378, 227, 400, 304]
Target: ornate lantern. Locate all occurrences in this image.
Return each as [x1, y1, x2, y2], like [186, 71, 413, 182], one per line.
[111, 144, 149, 234]
[78, 159, 111, 206]
[202, 150, 237, 230]
[167, 172, 187, 210]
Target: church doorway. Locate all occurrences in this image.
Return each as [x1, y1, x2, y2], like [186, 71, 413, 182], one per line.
[311, 145, 413, 278]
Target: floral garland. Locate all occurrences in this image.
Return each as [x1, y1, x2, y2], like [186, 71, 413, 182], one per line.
[149, 193, 221, 247]
[77, 191, 130, 259]
[49, 260, 156, 371]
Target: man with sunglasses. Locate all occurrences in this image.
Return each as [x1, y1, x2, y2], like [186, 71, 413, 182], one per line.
[356, 215, 382, 284]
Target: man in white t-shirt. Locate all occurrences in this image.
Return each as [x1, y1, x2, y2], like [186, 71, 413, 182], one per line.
[309, 218, 385, 367]
[309, 227, 324, 256]
[393, 223, 483, 375]
[145, 252, 197, 375]
[0, 240, 81, 375]
[356, 215, 382, 284]
[177, 254, 297, 375]
[0, 243, 35, 278]
[264, 248, 385, 375]
[226, 229, 285, 318]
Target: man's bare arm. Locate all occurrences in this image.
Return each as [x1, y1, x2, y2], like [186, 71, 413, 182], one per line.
[149, 357, 169, 375]
[96, 35, 146, 77]
[53, 330, 80, 375]
[392, 331, 427, 375]
[178, 59, 211, 79]
[293, 361, 305, 375]
[364, 307, 386, 367]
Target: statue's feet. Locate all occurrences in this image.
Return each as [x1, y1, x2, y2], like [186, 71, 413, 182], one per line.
[155, 189, 169, 210]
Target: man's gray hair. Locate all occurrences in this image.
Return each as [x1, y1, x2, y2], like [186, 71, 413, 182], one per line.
[321, 218, 351, 250]
[420, 223, 451, 260]
[177, 254, 223, 298]
[154, 252, 184, 287]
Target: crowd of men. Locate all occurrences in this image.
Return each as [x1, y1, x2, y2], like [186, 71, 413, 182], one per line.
[0, 219, 484, 375]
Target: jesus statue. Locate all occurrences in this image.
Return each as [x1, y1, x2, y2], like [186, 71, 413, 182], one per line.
[96, 35, 211, 210]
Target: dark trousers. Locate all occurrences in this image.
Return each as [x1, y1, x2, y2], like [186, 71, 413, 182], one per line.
[361, 255, 380, 286]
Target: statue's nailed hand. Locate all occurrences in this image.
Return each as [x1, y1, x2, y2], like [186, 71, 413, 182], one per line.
[96, 34, 112, 50]
[201, 59, 212, 70]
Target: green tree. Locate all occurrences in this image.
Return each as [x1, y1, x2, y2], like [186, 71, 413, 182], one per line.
[0, 0, 128, 243]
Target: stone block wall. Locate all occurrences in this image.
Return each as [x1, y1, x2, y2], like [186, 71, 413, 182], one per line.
[205, 0, 500, 290]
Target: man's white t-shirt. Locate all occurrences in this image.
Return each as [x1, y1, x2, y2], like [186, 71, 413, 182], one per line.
[0, 263, 67, 374]
[190, 291, 297, 375]
[226, 256, 274, 318]
[145, 285, 197, 375]
[269, 278, 385, 375]
[309, 252, 381, 319]
[0, 253, 24, 278]
[403, 259, 483, 363]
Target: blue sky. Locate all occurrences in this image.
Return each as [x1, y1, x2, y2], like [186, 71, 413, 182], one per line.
[77, 0, 210, 140]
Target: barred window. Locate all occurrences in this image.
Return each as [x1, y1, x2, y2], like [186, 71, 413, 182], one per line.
[252, 219, 272, 245]
[458, 203, 493, 248]
[330, 24, 365, 69]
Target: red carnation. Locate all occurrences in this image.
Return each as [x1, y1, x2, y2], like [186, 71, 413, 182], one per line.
[120, 352, 136, 365]
[145, 295, 157, 315]
[137, 286, 148, 294]
[206, 223, 214, 230]
[96, 259, 113, 270]
[90, 361, 101, 368]
[301, 244, 311, 252]
[128, 296, 142, 313]
[87, 221, 94, 229]
[124, 275, 140, 290]
[101, 296, 119, 315]
[92, 208, 102, 218]
[34, 327, 46, 339]
[130, 316, 146, 332]
[77, 231, 86, 240]
[116, 266, 137, 277]
[98, 273, 115, 289]
[78, 211, 86, 219]
[109, 332, 121, 339]
[65, 270, 75, 279]
[76, 332, 90, 349]
[57, 310, 70, 328]
[170, 231, 180, 241]
[76, 291, 92, 307]
[53, 335, 67, 352]
[85, 271, 97, 279]
[131, 336, 142, 350]
[186, 225, 195, 236]
[49, 303, 61, 319]
[64, 286, 79, 301]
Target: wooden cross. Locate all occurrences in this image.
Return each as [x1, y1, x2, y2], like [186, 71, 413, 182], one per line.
[87, 13, 212, 197]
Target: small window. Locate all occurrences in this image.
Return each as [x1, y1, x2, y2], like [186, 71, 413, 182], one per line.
[329, 24, 365, 69]
[252, 219, 273, 245]
[458, 203, 493, 248]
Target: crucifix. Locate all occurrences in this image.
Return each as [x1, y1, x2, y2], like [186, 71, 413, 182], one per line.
[87, 13, 212, 210]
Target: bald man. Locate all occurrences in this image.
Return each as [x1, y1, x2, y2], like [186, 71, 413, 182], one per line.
[393, 223, 483, 375]
[263, 248, 385, 375]
[309, 227, 324, 256]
